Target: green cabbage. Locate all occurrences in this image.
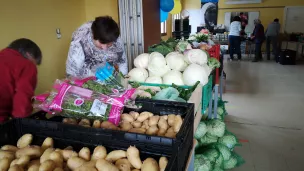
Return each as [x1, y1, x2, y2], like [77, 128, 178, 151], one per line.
[195, 122, 208, 139]
[206, 119, 225, 137]
[214, 154, 224, 169]
[218, 131, 239, 149]
[214, 144, 231, 161]
[194, 155, 212, 171]
[223, 155, 238, 169]
[208, 58, 220, 69]
[203, 149, 220, 163]
[199, 134, 218, 146]
[176, 41, 191, 53]
[212, 167, 224, 171]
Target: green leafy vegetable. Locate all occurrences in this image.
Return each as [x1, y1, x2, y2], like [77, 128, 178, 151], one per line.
[194, 155, 212, 171]
[195, 122, 208, 139]
[208, 58, 220, 69]
[206, 119, 226, 138]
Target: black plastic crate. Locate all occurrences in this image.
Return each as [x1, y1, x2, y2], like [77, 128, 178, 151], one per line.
[0, 119, 185, 171]
[31, 100, 194, 148]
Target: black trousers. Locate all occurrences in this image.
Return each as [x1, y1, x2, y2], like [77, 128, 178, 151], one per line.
[255, 43, 263, 60]
[229, 35, 241, 60]
[266, 36, 278, 60]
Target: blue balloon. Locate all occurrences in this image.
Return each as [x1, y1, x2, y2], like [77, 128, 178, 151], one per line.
[160, 0, 174, 12]
[160, 9, 168, 22]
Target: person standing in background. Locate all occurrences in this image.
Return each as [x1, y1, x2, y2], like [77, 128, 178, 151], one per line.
[229, 16, 242, 61]
[251, 19, 265, 62]
[265, 18, 280, 61]
[240, 12, 248, 27]
[0, 38, 42, 123]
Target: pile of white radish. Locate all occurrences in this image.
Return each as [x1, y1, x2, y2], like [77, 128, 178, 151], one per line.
[128, 50, 211, 86]
[0, 134, 168, 171]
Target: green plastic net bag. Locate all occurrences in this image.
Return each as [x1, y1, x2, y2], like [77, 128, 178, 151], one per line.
[218, 130, 241, 150]
[223, 151, 245, 170]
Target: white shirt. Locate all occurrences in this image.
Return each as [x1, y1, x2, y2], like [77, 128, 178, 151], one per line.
[229, 21, 241, 36]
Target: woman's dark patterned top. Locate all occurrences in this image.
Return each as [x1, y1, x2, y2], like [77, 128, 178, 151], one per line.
[66, 21, 128, 77]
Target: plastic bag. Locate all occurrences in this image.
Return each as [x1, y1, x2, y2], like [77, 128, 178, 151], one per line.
[95, 62, 125, 92]
[152, 87, 186, 102]
[36, 82, 124, 125]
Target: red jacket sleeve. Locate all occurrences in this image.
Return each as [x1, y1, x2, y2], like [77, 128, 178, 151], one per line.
[12, 63, 37, 118]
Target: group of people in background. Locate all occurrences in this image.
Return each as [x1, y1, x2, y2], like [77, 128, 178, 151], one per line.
[229, 12, 281, 62]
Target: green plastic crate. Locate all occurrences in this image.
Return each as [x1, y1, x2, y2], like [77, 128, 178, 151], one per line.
[202, 75, 213, 113]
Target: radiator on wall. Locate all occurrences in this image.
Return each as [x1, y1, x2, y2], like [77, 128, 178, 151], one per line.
[225, 0, 262, 4]
[118, 0, 144, 71]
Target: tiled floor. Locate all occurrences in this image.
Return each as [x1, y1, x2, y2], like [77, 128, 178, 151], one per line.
[223, 56, 304, 171]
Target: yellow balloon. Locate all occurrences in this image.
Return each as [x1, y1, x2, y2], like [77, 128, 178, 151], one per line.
[170, 0, 182, 14]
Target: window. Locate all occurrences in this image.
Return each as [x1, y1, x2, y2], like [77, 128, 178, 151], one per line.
[161, 21, 167, 35]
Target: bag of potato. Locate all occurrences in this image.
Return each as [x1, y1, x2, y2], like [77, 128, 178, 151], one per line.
[36, 82, 125, 125]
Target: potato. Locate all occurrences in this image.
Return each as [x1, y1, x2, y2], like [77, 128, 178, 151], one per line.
[131, 170, 140, 171]
[164, 131, 176, 138]
[157, 128, 167, 137]
[8, 165, 24, 171]
[132, 121, 142, 128]
[15, 146, 42, 159]
[10, 155, 30, 167]
[166, 127, 174, 133]
[167, 114, 176, 127]
[57, 150, 78, 161]
[91, 146, 107, 161]
[141, 158, 159, 171]
[121, 114, 134, 123]
[120, 122, 133, 132]
[17, 134, 33, 148]
[40, 148, 55, 164]
[173, 115, 182, 133]
[101, 121, 119, 130]
[126, 146, 141, 169]
[146, 126, 158, 135]
[157, 118, 168, 130]
[106, 150, 127, 162]
[148, 116, 160, 126]
[143, 120, 149, 128]
[115, 159, 132, 169]
[64, 146, 73, 150]
[41, 137, 54, 152]
[1, 145, 18, 152]
[79, 160, 96, 168]
[54, 168, 64, 171]
[136, 112, 152, 122]
[49, 151, 63, 168]
[39, 160, 56, 171]
[160, 115, 168, 120]
[75, 166, 97, 171]
[79, 147, 90, 161]
[159, 157, 168, 171]
[92, 120, 101, 128]
[129, 112, 139, 120]
[95, 158, 118, 171]
[28, 164, 40, 171]
[0, 150, 15, 160]
[116, 164, 130, 171]
[28, 159, 40, 169]
[63, 118, 78, 125]
[79, 119, 90, 126]
[0, 157, 11, 171]
[67, 157, 86, 170]
[128, 128, 146, 134]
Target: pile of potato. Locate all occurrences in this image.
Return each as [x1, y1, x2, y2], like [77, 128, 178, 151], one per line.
[62, 111, 183, 138]
[0, 134, 168, 171]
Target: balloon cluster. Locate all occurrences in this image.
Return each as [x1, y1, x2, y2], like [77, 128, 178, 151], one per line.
[160, 0, 182, 22]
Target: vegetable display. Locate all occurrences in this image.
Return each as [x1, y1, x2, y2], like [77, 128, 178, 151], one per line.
[0, 134, 168, 171]
[61, 111, 184, 138]
[194, 99, 244, 171]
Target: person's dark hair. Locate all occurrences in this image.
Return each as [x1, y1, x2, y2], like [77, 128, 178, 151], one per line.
[240, 12, 244, 16]
[91, 16, 120, 44]
[274, 18, 279, 22]
[233, 16, 241, 22]
[8, 38, 42, 65]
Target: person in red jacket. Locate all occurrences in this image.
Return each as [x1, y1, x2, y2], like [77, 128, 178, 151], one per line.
[0, 38, 42, 123]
